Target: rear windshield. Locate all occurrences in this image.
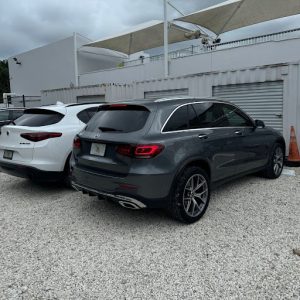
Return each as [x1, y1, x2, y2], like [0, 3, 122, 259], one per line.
[12, 110, 24, 120]
[86, 105, 150, 133]
[14, 109, 64, 127]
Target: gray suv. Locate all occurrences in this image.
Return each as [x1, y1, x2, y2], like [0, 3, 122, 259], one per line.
[71, 98, 285, 223]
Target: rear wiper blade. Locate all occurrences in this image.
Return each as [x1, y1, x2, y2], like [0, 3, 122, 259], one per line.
[98, 127, 123, 132]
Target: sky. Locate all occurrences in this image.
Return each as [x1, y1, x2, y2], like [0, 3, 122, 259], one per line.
[1, 0, 300, 60]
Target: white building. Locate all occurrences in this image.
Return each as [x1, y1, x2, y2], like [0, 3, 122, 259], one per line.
[8, 33, 128, 104]
[8, 29, 300, 149]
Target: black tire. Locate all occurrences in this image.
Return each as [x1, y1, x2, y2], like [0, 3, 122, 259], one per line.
[261, 143, 284, 179]
[167, 166, 210, 224]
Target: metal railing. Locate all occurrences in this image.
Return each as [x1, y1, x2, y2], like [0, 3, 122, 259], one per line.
[122, 27, 300, 68]
[205, 27, 300, 51]
[9, 96, 41, 108]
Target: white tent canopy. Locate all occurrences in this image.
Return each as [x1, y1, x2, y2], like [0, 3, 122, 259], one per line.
[85, 20, 193, 55]
[176, 0, 300, 35]
[78, 46, 128, 59]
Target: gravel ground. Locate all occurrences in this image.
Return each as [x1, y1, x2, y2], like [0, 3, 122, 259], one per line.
[0, 170, 299, 300]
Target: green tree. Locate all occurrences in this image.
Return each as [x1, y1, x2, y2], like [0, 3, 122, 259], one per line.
[0, 60, 10, 103]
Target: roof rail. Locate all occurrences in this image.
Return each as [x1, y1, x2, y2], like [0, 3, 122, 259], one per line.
[155, 96, 193, 102]
[66, 102, 104, 107]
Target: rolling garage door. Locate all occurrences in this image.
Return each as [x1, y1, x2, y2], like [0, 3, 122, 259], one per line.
[213, 81, 283, 132]
[144, 88, 189, 100]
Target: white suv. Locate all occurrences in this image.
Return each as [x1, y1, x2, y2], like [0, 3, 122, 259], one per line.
[0, 103, 101, 184]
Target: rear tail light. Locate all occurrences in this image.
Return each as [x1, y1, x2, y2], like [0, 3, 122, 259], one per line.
[20, 132, 62, 142]
[134, 145, 164, 158]
[73, 137, 81, 149]
[116, 144, 164, 159]
[116, 144, 132, 156]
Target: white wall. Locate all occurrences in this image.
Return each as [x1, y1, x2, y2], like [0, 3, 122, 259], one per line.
[8, 33, 126, 97]
[79, 60, 164, 86]
[9, 36, 77, 96]
[77, 52, 124, 74]
[76, 35, 125, 74]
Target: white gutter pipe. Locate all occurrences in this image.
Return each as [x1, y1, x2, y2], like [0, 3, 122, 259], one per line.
[164, 0, 169, 78]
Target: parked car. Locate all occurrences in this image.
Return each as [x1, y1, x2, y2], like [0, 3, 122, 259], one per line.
[0, 108, 25, 128]
[0, 103, 101, 184]
[71, 98, 285, 223]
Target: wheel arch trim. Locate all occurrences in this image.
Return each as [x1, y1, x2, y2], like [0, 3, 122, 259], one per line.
[169, 157, 212, 197]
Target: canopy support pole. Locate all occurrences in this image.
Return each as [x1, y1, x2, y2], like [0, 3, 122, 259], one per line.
[164, 0, 169, 77]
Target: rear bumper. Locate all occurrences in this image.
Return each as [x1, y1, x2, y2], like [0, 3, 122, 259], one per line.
[72, 182, 147, 209]
[0, 160, 64, 182]
[71, 165, 173, 208]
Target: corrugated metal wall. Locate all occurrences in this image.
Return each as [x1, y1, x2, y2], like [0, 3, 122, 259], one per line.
[128, 63, 298, 150]
[39, 63, 300, 152]
[41, 85, 106, 105]
[77, 95, 105, 103]
[144, 88, 189, 99]
[213, 81, 284, 132]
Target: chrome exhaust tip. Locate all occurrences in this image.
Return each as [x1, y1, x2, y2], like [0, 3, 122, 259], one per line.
[119, 201, 141, 210]
[71, 183, 81, 192]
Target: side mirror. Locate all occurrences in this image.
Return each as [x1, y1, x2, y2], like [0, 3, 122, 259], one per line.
[255, 120, 265, 128]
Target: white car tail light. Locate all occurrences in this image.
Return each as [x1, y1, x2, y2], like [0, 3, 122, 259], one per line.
[20, 132, 62, 142]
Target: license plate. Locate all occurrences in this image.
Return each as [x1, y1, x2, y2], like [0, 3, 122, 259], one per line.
[3, 150, 13, 160]
[90, 143, 106, 157]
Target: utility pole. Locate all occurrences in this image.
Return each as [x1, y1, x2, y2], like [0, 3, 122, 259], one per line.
[163, 0, 169, 77]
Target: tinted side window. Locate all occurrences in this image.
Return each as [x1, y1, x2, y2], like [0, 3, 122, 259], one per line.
[190, 103, 227, 128]
[222, 104, 253, 127]
[77, 107, 98, 124]
[15, 109, 64, 127]
[163, 106, 188, 132]
[187, 104, 200, 129]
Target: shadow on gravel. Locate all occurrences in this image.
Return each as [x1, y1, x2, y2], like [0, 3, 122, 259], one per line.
[4, 177, 73, 194]
[87, 196, 181, 226]
[2, 173, 264, 227]
[211, 175, 259, 194]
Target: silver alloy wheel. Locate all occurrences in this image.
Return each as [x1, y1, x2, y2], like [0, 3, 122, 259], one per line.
[183, 174, 208, 218]
[273, 147, 284, 176]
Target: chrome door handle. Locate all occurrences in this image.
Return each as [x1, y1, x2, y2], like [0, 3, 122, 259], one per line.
[198, 134, 208, 140]
[235, 130, 243, 136]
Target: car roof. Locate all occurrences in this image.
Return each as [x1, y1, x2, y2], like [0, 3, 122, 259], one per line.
[24, 106, 67, 114]
[25, 102, 102, 115]
[66, 102, 104, 107]
[106, 97, 230, 108]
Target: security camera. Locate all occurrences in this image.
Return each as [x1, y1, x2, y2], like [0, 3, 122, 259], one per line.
[13, 57, 21, 65]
